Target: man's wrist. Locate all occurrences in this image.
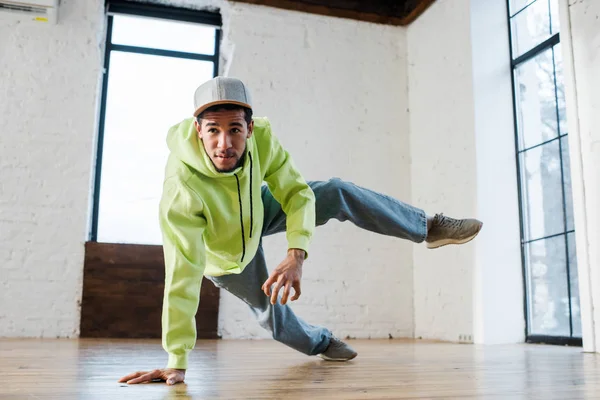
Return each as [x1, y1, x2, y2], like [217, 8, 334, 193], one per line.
[288, 248, 306, 261]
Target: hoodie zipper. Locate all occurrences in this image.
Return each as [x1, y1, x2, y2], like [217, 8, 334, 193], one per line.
[234, 152, 253, 263]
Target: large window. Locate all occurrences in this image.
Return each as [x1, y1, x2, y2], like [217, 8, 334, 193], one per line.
[507, 0, 581, 344]
[90, 2, 221, 245]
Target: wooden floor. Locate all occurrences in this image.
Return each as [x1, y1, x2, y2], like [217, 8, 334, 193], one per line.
[1, 338, 599, 399]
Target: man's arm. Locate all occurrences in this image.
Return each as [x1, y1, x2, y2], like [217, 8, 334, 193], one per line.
[262, 124, 316, 256]
[260, 123, 315, 304]
[160, 179, 207, 370]
[118, 178, 206, 385]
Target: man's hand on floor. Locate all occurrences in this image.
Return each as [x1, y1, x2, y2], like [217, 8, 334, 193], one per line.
[118, 368, 185, 385]
[262, 248, 305, 305]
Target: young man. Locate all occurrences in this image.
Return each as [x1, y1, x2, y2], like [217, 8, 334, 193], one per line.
[119, 77, 482, 386]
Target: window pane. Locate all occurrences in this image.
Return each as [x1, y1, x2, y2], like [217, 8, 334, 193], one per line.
[514, 48, 559, 149]
[510, 0, 551, 59]
[509, 0, 536, 16]
[97, 52, 214, 244]
[526, 235, 570, 336]
[561, 136, 574, 231]
[549, 0, 560, 34]
[111, 15, 216, 55]
[520, 141, 565, 241]
[553, 44, 567, 135]
[568, 232, 581, 337]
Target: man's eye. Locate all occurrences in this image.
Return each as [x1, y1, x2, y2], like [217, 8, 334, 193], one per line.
[231, 128, 241, 134]
[208, 128, 218, 133]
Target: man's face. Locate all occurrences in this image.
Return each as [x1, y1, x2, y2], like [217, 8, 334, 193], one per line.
[195, 108, 254, 173]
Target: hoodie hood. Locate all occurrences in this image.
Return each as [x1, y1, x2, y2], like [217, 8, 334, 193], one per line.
[166, 117, 247, 178]
[166, 117, 256, 263]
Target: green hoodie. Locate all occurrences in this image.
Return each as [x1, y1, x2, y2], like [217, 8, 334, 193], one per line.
[159, 116, 315, 369]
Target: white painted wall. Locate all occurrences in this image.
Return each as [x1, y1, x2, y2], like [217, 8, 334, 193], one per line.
[0, 0, 104, 337]
[407, 0, 524, 344]
[470, 0, 524, 344]
[1, 0, 413, 339]
[407, 0, 478, 342]
[559, 0, 600, 352]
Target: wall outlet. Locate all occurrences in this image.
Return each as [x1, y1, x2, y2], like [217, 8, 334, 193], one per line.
[458, 334, 473, 343]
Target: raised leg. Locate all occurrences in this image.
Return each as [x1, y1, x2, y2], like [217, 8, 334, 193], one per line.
[261, 178, 428, 242]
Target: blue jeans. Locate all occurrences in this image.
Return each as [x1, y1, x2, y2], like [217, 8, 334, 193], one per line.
[209, 178, 427, 355]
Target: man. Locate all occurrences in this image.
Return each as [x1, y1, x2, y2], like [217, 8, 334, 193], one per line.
[118, 77, 482, 386]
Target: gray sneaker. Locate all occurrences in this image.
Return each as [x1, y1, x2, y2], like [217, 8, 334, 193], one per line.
[426, 213, 483, 249]
[318, 335, 357, 361]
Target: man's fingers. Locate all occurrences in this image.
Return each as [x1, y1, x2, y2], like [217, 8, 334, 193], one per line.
[118, 371, 146, 383]
[262, 273, 278, 297]
[262, 279, 271, 296]
[127, 370, 161, 384]
[270, 276, 285, 305]
[120, 369, 185, 385]
[291, 282, 302, 301]
[127, 372, 155, 384]
[281, 281, 292, 305]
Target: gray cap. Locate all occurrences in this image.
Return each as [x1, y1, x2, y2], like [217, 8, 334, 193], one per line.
[193, 76, 253, 117]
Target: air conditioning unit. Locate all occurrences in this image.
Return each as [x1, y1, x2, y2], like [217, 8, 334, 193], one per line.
[0, 0, 59, 24]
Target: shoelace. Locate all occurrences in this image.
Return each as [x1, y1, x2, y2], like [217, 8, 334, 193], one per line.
[434, 213, 464, 230]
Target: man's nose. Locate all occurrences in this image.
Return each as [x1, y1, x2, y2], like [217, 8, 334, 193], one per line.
[217, 133, 232, 149]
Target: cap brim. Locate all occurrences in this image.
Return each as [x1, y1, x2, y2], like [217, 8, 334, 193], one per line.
[193, 100, 253, 117]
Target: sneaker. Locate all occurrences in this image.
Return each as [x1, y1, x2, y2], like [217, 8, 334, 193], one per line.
[318, 335, 357, 361]
[426, 213, 483, 249]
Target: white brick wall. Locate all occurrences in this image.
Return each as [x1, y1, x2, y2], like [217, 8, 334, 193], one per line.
[1, 0, 414, 339]
[0, 0, 104, 337]
[218, 3, 414, 340]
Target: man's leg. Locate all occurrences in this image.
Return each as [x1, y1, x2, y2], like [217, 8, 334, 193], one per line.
[262, 178, 427, 239]
[208, 245, 331, 357]
[261, 178, 482, 248]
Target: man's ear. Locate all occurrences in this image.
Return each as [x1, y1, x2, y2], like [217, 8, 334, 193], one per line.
[247, 120, 254, 138]
[194, 119, 203, 139]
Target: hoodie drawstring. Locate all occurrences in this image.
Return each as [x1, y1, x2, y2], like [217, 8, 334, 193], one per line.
[248, 152, 253, 239]
[234, 174, 246, 262]
[234, 152, 253, 263]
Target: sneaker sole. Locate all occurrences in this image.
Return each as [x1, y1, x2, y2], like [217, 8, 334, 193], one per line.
[426, 222, 483, 249]
[318, 353, 358, 362]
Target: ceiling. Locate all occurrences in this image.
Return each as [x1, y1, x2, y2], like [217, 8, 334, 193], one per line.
[230, 0, 435, 26]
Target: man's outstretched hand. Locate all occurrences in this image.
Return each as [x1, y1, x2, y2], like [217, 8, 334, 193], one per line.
[262, 248, 305, 305]
[118, 368, 185, 385]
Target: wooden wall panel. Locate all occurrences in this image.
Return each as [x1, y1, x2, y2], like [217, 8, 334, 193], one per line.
[80, 242, 220, 339]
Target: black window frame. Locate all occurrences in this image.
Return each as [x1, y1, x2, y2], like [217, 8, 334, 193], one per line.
[506, 0, 581, 346]
[90, 0, 221, 242]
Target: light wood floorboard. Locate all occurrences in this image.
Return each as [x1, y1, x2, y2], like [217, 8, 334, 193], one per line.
[1, 338, 599, 399]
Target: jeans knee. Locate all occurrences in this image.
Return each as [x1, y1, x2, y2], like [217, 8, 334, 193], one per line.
[256, 307, 278, 337]
[324, 177, 350, 198]
[314, 178, 352, 225]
